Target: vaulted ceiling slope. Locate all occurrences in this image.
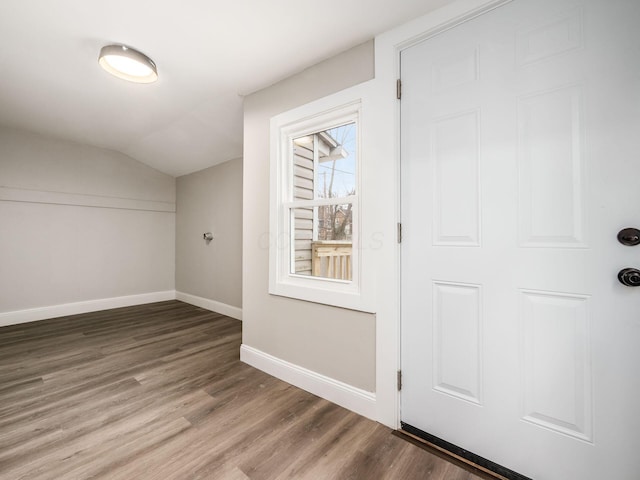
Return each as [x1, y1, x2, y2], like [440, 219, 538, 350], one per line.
[0, 0, 452, 177]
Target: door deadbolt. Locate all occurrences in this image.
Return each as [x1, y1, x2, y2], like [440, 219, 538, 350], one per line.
[618, 268, 640, 287]
[617, 228, 640, 246]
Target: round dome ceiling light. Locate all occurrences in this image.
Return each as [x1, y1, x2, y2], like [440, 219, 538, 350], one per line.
[98, 44, 158, 83]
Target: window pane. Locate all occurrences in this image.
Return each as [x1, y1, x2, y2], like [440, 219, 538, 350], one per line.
[317, 203, 353, 241]
[293, 122, 356, 202]
[291, 204, 353, 281]
[316, 123, 356, 199]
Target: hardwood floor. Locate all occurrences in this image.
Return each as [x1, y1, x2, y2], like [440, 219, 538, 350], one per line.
[0, 301, 487, 479]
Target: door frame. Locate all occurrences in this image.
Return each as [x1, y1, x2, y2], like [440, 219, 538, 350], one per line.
[371, 0, 513, 428]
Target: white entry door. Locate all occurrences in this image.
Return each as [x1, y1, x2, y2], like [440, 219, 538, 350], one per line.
[400, 0, 640, 479]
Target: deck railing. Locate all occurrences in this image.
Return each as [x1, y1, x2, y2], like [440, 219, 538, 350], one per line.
[311, 241, 352, 281]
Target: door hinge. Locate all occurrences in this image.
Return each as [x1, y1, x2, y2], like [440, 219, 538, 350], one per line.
[397, 370, 402, 391]
[397, 222, 402, 243]
[396, 79, 402, 100]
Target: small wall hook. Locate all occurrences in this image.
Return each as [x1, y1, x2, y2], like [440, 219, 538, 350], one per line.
[203, 232, 214, 243]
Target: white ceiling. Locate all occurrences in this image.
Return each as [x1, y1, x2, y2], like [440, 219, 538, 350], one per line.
[0, 0, 453, 177]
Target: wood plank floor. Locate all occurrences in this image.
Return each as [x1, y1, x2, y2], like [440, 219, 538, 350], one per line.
[0, 300, 487, 480]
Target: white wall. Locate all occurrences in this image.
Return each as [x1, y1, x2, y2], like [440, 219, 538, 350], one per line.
[0, 127, 176, 324]
[242, 41, 376, 395]
[175, 158, 243, 319]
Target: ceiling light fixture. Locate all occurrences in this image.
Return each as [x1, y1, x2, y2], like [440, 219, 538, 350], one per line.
[98, 44, 158, 83]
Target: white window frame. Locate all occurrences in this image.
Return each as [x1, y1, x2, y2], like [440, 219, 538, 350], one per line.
[269, 83, 373, 312]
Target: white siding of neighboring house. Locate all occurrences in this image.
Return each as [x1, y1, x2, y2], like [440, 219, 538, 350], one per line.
[293, 140, 315, 275]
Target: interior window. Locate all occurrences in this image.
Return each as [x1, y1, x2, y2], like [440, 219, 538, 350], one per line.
[269, 91, 371, 312]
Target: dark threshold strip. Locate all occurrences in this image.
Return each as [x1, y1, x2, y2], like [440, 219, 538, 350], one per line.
[400, 422, 533, 480]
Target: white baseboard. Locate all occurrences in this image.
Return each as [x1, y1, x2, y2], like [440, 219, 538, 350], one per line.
[0, 290, 176, 328]
[175, 291, 242, 321]
[240, 344, 376, 421]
